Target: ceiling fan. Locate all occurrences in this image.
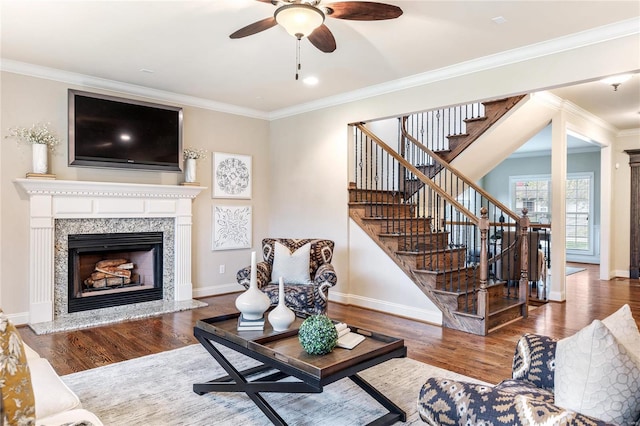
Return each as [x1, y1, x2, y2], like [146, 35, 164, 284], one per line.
[230, 0, 403, 53]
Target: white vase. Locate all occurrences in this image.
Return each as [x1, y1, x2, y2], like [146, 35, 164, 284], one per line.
[32, 143, 48, 174]
[184, 158, 197, 183]
[268, 277, 295, 331]
[235, 251, 271, 320]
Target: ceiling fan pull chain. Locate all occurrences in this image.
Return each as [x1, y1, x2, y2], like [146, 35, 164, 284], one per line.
[295, 36, 301, 80]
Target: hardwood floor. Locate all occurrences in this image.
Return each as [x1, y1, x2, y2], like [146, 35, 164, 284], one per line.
[19, 263, 640, 384]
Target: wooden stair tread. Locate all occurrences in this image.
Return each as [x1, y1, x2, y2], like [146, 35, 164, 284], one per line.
[397, 247, 466, 255]
[379, 231, 448, 237]
[430, 280, 508, 297]
[453, 297, 524, 319]
[349, 201, 415, 207]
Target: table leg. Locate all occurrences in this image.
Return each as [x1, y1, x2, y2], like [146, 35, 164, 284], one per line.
[349, 374, 406, 425]
[193, 334, 318, 426]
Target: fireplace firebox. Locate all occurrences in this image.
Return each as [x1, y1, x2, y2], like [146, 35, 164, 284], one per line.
[68, 232, 163, 313]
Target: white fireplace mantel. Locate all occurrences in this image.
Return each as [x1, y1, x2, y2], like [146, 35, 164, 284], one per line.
[15, 178, 206, 324]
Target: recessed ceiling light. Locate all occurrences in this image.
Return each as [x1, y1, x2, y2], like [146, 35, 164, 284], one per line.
[492, 16, 507, 24]
[140, 68, 155, 74]
[303, 76, 319, 86]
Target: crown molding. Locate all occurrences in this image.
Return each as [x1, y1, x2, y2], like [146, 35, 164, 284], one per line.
[0, 59, 270, 120]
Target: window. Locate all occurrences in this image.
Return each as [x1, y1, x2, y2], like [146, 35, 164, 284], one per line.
[510, 173, 593, 254]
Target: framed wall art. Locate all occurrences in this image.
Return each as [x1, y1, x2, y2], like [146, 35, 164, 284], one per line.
[212, 204, 252, 251]
[212, 152, 252, 199]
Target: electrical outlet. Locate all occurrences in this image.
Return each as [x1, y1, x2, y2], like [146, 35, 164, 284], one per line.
[219, 264, 225, 274]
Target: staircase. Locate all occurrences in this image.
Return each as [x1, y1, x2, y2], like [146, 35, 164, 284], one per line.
[349, 98, 535, 335]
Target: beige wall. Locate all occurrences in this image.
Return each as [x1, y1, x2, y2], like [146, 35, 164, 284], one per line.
[1, 72, 269, 318]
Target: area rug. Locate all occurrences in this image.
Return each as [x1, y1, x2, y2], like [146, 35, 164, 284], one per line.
[62, 344, 488, 425]
[566, 266, 586, 275]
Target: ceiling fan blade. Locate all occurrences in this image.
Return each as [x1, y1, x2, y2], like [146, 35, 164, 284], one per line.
[324, 1, 403, 20]
[229, 17, 277, 39]
[308, 25, 337, 53]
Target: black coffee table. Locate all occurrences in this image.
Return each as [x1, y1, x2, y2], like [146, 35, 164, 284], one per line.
[193, 313, 407, 426]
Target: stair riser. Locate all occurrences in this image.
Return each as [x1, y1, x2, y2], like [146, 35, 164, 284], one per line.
[419, 252, 465, 270]
[399, 235, 449, 251]
[399, 249, 466, 271]
[349, 189, 402, 203]
[488, 305, 525, 330]
[366, 219, 432, 234]
[363, 204, 415, 218]
[455, 282, 506, 311]
[379, 233, 449, 252]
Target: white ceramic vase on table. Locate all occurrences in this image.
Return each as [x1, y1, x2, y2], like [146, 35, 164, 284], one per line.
[268, 277, 295, 331]
[32, 143, 48, 174]
[235, 251, 271, 320]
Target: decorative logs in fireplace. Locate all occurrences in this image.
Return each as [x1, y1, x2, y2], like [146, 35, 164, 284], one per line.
[83, 258, 138, 289]
[68, 232, 164, 313]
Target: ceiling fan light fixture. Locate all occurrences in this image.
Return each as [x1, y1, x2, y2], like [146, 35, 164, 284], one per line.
[274, 3, 325, 39]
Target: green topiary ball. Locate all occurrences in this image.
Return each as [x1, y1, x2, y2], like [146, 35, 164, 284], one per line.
[298, 315, 338, 355]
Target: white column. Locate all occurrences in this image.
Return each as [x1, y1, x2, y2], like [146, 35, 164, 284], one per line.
[549, 110, 567, 302]
[29, 194, 54, 323]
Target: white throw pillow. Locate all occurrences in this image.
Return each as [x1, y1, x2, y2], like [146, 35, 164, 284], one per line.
[270, 242, 312, 284]
[555, 319, 640, 425]
[602, 304, 640, 363]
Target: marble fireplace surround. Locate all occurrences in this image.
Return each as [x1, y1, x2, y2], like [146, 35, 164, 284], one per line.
[15, 178, 206, 334]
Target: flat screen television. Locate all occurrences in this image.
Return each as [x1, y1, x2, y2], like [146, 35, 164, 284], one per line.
[68, 89, 183, 172]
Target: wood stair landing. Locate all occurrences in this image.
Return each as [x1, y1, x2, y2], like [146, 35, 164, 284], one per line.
[349, 186, 526, 335]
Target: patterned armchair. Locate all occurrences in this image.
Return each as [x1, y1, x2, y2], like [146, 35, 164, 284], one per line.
[236, 238, 337, 315]
[418, 334, 614, 425]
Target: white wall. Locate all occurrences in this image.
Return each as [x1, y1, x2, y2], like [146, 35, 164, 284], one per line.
[1, 71, 270, 318]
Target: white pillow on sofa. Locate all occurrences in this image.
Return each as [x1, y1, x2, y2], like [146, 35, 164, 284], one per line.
[602, 304, 640, 362]
[555, 319, 640, 425]
[270, 242, 312, 284]
[28, 357, 82, 420]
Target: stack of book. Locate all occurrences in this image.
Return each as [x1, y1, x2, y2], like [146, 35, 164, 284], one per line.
[237, 314, 265, 331]
[334, 322, 365, 349]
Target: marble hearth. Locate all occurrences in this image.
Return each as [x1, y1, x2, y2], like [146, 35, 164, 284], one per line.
[15, 178, 207, 334]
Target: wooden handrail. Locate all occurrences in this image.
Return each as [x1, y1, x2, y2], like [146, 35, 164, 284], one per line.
[400, 117, 520, 224]
[355, 123, 479, 225]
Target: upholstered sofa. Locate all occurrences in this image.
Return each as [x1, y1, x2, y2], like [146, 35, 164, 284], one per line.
[1, 312, 103, 426]
[237, 238, 337, 315]
[418, 304, 640, 425]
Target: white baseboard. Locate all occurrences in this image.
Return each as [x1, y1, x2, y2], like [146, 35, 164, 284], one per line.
[613, 269, 631, 279]
[7, 312, 30, 326]
[192, 282, 243, 299]
[329, 291, 442, 325]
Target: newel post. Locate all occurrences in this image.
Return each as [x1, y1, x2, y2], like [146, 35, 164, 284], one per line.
[478, 207, 489, 333]
[519, 208, 530, 312]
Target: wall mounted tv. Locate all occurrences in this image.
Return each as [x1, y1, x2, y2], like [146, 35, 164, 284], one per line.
[68, 89, 183, 172]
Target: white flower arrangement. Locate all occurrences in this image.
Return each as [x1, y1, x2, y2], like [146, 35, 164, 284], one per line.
[183, 147, 208, 160]
[5, 122, 60, 152]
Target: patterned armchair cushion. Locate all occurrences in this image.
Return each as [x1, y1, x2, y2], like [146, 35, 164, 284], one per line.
[418, 377, 614, 426]
[512, 333, 557, 390]
[236, 239, 336, 315]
